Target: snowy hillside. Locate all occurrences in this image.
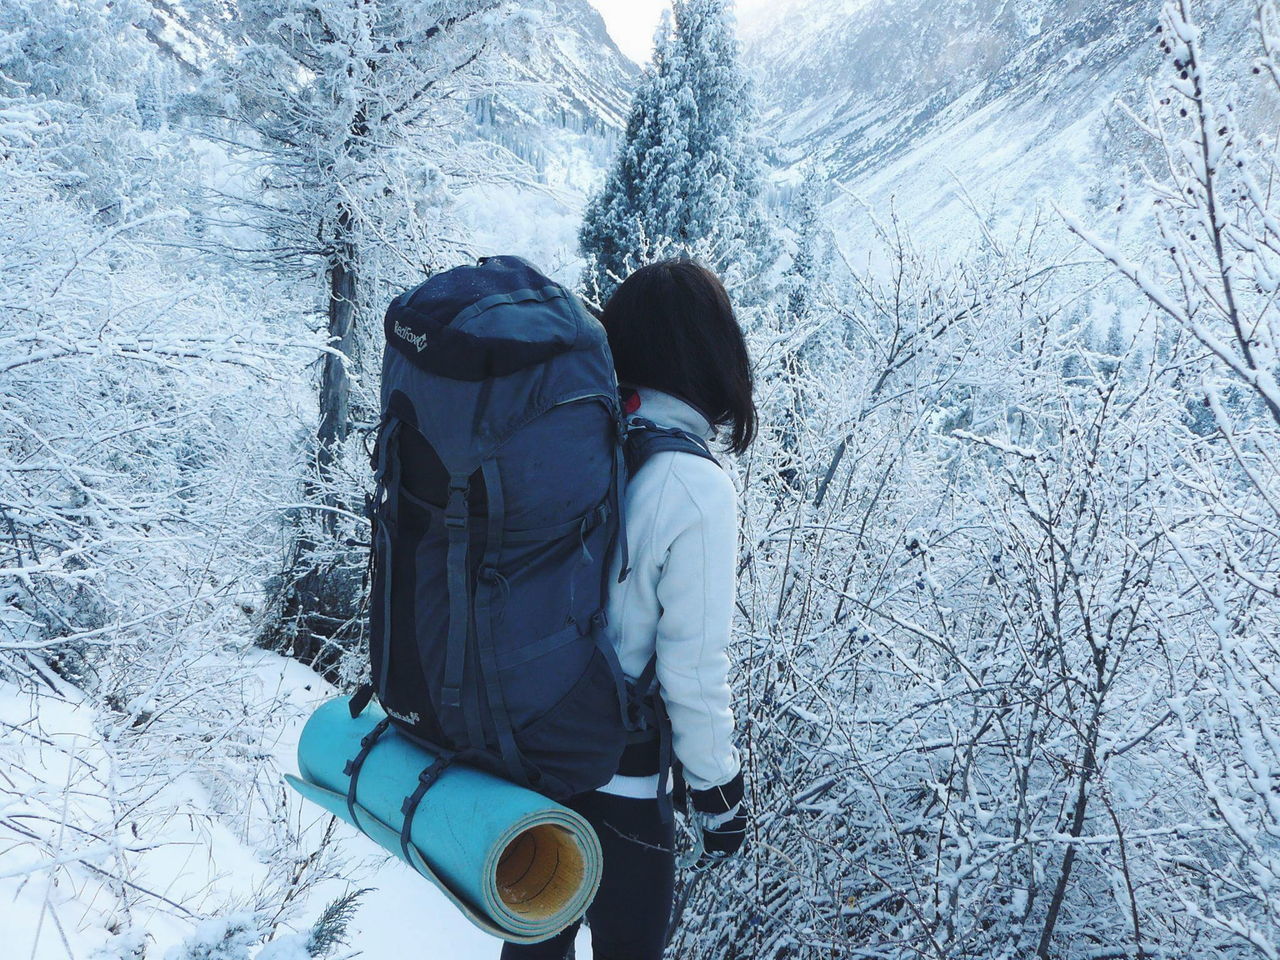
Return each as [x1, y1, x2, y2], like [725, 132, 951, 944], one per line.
[2, 657, 553, 960]
[743, 0, 1263, 252]
[500, 0, 637, 137]
[459, 0, 638, 279]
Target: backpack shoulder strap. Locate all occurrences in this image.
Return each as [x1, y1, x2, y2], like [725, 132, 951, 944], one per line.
[619, 420, 721, 824]
[615, 417, 721, 585]
[623, 417, 720, 477]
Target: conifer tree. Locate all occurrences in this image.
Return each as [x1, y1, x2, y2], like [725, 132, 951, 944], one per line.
[784, 166, 831, 331]
[579, 0, 772, 303]
[776, 166, 831, 488]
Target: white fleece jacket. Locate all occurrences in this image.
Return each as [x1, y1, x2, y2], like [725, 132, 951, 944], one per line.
[598, 386, 742, 797]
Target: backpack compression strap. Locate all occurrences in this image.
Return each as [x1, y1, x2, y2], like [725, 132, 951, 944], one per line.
[399, 753, 454, 862]
[343, 716, 392, 831]
[441, 461, 525, 789]
[351, 416, 402, 720]
[442, 473, 483, 749]
[475, 458, 525, 785]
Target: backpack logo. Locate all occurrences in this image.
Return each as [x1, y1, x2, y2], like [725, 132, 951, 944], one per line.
[384, 705, 421, 726]
[394, 321, 430, 353]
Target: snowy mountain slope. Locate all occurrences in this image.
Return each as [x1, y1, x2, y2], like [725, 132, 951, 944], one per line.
[512, 0, 637, 136]
[457, 1, 638, 280]
[742, 0, 1262, 255]
[444, 0, 639, 280]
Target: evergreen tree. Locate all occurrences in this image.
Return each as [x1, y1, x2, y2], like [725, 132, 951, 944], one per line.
[579, 0, 772, 303]
[784, 165, 831, 330]
[776, 165, 831, 488]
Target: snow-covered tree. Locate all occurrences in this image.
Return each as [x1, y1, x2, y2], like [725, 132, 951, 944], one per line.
[0, 0, 189, 217]
[578, 0, 773, 303]
[783, 166, 832, 330]
[771, 166, 834, 487]
[0, 6, 358, 952]
[191, 0, 542, 668]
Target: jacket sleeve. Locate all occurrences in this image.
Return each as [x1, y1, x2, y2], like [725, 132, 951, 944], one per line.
[652, 459, 741, 792]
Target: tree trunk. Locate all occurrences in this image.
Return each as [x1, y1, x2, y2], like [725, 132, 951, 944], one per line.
[266, 207, 362, 675]
[317, 211, 358, 537]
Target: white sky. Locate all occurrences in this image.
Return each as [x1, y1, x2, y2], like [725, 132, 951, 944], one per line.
[589, 0, 669, 64]
[589, 0, 774, 65]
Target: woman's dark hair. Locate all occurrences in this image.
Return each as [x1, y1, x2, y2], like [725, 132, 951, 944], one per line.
[600, 259, 756, 454]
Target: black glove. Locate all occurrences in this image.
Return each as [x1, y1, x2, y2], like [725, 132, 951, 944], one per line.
[688, 770, 747, 870]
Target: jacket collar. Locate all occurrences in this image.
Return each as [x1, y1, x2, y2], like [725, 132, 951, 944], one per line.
[625, 385, 715, 442]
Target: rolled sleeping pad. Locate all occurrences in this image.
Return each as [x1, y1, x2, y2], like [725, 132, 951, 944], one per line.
[284, 697, 603, 943]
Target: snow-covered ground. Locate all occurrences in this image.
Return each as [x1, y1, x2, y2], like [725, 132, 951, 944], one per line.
[2, 652, 595, 960]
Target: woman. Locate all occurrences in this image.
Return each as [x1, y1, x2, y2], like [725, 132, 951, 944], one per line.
[501, 260, 755, 960]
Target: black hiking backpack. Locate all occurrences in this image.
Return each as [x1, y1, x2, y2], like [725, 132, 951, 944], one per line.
[356, 256, 718, 803]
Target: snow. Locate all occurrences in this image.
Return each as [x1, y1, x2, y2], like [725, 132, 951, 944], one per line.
[747, 0, 1260, 266]
[1, 653, 538, 960]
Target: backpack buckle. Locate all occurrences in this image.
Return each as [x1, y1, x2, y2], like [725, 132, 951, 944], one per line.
[444, 483, 469, 529]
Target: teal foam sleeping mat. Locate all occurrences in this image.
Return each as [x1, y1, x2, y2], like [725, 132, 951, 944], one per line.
[285, 698, 603, 944]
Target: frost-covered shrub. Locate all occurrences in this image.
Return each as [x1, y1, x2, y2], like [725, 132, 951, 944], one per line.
[671, 5, 1280, 956]
[91, 930, 148, 960]
[1062, 2, 1280, 953]
[0, 169, 312, 685]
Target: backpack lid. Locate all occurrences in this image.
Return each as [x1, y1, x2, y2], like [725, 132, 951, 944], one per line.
[384, 256, 600, 381]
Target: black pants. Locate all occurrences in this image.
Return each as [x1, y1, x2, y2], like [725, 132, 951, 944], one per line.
[500, 791, 675, 960]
